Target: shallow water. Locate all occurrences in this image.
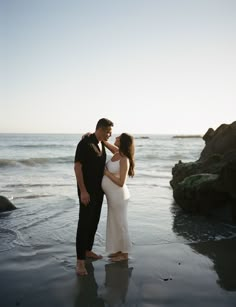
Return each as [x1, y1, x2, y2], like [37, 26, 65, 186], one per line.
[0, 133, 236, 253]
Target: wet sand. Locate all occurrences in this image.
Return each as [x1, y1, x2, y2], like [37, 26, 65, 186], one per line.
[0, 238, 236, 307]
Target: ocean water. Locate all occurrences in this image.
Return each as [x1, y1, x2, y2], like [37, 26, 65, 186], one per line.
[0, 133, 236, 255]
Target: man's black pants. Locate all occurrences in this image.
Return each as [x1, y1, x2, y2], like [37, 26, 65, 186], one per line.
[76, 193, 104, 260]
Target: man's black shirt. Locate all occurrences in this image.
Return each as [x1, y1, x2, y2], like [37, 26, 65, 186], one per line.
[74, 134, 106, 194]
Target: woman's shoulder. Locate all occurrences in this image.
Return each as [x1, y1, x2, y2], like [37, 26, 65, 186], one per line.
[120, 155, 129, 164]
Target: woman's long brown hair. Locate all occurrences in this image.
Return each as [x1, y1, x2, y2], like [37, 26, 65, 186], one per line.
[119, 133, 135, 177]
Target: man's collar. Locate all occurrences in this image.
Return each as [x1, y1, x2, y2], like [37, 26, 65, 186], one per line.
[91, 133, 99, 144]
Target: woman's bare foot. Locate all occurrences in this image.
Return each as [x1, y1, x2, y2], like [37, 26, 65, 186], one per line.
[111, 253, 128, 262]
[108, 251, 122, 258]
[86, 250, 103, 259]
[76, 260, 88, 276]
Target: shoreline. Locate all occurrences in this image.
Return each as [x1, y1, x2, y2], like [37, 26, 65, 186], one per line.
[1, 238, 236, 306]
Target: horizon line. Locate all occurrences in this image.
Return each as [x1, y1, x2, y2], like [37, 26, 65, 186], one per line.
[0, 132, 204, 136]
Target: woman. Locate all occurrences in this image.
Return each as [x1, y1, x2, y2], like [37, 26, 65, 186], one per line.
[102, 133, 135, 262]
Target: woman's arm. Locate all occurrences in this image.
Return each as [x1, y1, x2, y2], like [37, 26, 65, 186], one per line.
[104, 157, 129, 187]
[103, 140, 118, 154]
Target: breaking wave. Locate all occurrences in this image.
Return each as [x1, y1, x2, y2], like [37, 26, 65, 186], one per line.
[0, 156, 73, 168]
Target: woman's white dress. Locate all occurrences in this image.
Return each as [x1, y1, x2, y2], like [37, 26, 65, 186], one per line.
[102, 159, 132, 253]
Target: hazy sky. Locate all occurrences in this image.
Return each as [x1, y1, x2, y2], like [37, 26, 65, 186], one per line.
[1, 0, 236, 134]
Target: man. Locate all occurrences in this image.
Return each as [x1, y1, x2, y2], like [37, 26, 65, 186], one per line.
[74, 118, 114, 275]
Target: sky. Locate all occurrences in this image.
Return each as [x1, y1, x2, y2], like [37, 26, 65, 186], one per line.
[1, 0, 236, 134]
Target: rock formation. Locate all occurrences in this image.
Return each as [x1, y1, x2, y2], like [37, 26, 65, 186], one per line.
[170, 121, 236, 222]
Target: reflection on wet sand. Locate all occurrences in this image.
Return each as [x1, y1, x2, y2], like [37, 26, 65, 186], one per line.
[99, 260, 133, 305]
[190, 239, 236, 291]
[74, 261, 105, 307]
[171, 201, 236, 291]
[74, 260, 134, 306]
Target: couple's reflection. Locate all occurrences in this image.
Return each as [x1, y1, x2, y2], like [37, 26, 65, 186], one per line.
[74, 261, 104, 307]
[74, 260, 133, 306]
[100, 260, 133, 305]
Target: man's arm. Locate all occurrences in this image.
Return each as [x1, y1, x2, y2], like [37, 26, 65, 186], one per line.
[74, 161, 90, 206]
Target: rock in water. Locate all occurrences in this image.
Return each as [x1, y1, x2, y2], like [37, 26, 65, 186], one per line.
[200, 121, 236, 161]
[0, 195, 16, 212]
[170, 121, 236, 222]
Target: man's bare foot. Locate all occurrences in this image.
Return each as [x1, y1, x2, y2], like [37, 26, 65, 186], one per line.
[86, 250, 103, 259]
[111, 253, 128, 262]
[76, 260, 88, 276]
[108, 251, 122, 258]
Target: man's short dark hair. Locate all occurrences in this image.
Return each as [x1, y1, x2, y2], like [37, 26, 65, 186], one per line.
[96, 118, 114, 130]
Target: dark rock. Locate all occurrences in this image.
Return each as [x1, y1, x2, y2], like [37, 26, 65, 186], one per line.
[200, 121, 236, 161]
[170, 121, 236, 221]
[173, 174, 228, 214]
[219, 154, 236, 199]
[0, 195, 16, 212]
[202, 128, 215, 143]
[170, 154, 224, 190]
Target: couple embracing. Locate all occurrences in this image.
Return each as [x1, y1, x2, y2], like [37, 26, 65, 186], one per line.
[74, 118, 135, 275]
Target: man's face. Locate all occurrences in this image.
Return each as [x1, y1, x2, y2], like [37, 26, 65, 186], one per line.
[101, 126, 112, 141]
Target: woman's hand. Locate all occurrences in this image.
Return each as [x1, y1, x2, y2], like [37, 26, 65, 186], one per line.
[82, 132, 91, 139]
[104, 168, 109, 176]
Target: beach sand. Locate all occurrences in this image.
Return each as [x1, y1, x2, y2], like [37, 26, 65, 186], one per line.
[0, 238, 236, 307]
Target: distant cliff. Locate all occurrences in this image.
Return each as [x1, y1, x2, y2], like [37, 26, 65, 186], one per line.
[172, 135, 202, 139]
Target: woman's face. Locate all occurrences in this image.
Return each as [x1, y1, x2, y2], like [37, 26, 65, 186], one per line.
[114, 135, 121, 147]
